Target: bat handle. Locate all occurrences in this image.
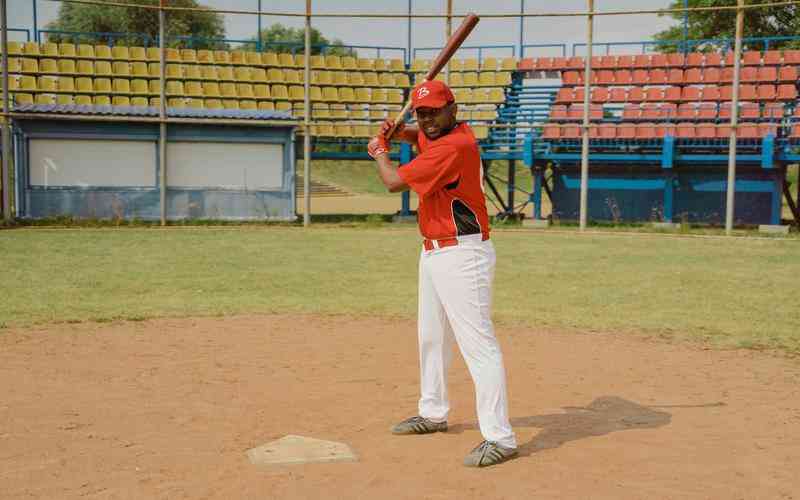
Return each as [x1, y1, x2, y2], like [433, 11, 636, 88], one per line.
[385, 82, 424, 140]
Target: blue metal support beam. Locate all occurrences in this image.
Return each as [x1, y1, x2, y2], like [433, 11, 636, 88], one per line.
[400, 142, 412, 216]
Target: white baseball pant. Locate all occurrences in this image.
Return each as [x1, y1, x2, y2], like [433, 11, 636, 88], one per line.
[416, 234, 517, 449]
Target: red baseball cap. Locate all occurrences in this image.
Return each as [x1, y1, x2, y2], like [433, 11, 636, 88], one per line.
[411, 80, 455, 110]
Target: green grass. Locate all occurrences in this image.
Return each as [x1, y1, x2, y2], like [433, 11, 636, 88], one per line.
[302, 160, 394, 195]
[1, 226, 799, 353]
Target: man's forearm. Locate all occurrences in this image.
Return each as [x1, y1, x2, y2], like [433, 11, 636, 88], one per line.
[374, 154, 409, 193]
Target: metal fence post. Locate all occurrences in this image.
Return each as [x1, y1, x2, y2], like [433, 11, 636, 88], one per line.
[579, 0, 594, 231]
[159, 0, 167, 226]
[725, 0, 744, 235]
[445, 0, 453, 85]
[1, 0, 11, 222]
[303, 0, 312, 227]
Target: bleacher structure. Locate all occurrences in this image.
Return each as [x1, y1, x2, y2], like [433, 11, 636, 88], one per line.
[2, 38, 800, 226]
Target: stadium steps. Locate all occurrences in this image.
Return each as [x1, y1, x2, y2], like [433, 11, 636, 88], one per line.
[294, 176, 352, 197]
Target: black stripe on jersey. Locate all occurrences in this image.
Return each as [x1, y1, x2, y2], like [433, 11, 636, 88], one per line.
[444, 176, 460, 190]
[451, 199, 481, 236]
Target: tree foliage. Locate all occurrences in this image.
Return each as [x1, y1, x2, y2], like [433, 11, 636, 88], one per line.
[45, 0, 227, 49]
[654, 0, 800, 50]
[249, 23, 355, 56]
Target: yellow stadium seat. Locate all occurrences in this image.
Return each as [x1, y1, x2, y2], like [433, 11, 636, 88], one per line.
[258, 101, 275, 111]
[130, 47, 147, 61]
[76, 77, 93, 93]
[322, 86, 339, 102]
[94, 45, 112, 59]
[331, 104, 348, 118]
[94, 95, 112, 106]
[58, 77, 75, 93]
[449, 72, 464, 87]
[230, 51, 246, 65]
[38, 76, 58, 92]
[495, 72, 512, 86]
[387, 89, 403, 103]
[205, 98, 223, 109]
[111, 46, 129, 60]
[288, 85, 304, 101]
[58, 59, 77, 74]
[131, 96, 149, 107]
[454, 88, 472, 103]
[353, 124, 371, 138]
[462, 58, 479, 71]
[36, 93, 56, 105]
[250, 67, 267, 82]
[237, 83, 254, 98]
[77, 60, 94, 75]
[185, 98, 204, 108]
[42, 43, 59, 57]
[413, 73, 426, 85]
[316, 121, 335, 136]
[355, 88, 371, 103]
[275, 101, 291, 112]
[460, 72, 478, 86]
[378, 73, 394, 87]
[325, 55, 342, 70]
[488, 87, 505, 103]
[234, 66, 252, 81]
[253, 84, 270, 99]
[240, 99, 257, 110]
[147, 80, 160, 95]
[480, 57, 498, 71]
[4, 57, 21, 73]
[293, 103, 306, 118]
[21, 58, 39, 73]
[145, 47, 160, 61]
[294, 54, 306, 68]
[388, 59, 405, 71]
[410, 59, 429, 72]
[183, 64, 202, 80]
[348, 72, 365, 86]
[112, 96, 130, 106]
[371, 89, 387, 103]
[286, 69, 304, 84]
[23, 42, 41, 56]
[112, 61, 131, 77]
[181, 49, 197, 63]
[95, 60, 113, 76]
[500, 57, 517, 71]
[77, 44, 95, 58]
[217, 66, 234, 81]
[220, 83, 237, 98]
[394, 73, 411, 87]
[471, 88, 489, 103]
[165, 48, 180, 62]
[148, 97, 160, 107]
[363, 72, 379, 87]
[338, 87, 355, 102]
[167, 97, 186, 108]
[222, 99, 239, 109]
[450, 59, 464, 72]
[14, 93, 34, 105]
[310, 70, 328, 85]
[374, 59, 388, 72]
[356, 58, 375, 71]
[271, 84, 289, 100]
[310, 55, 326, 69]
[197, 50, 213, 64]
[75, 95, 92, 105]
[213, 50, 230, 64]
[201, 66, 219, 80]
[341, 56, 357, 70]
[5, 41, 22, 55]
[368, 106, 385, 119]
[472, 125, 489, 139]
[184, 81, 203, 97]
[262, 52, 279, 66]
[202, 82, 222, 98]
[131, 79, 149, 95]
[165, 64, 183, 79]
[334, 124, 354, 137]
[267, 68, 284, 83]
[58, 43, 76, 57]
[40, 59, 58, 74]
[457, 108, 471, 120]
[312, 103, 330, 118]
[113, 78, 132, 94]
[478, 72, 496, 86]
[333, 72, 349, 86]
[310, 86, 324, 101]
[350, 107, 369, 119]
[278, 53, 294, 67]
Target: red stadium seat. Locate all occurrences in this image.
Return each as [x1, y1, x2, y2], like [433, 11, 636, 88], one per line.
[616, 55, 635, 68]
[762, 102, 784, 119]
[741, 66, 758, 82]
[549, 105, 569, 120]
[686, 52, 704, 67]
[757, 66, 778, 82]
[518, 58, 535, 71]
[590, 56, 604, 69]
[600, 55, 617, 68]
[622, 104, 641, 120]
[700, 86, 720, 101]
[667, 69, 684, 85]
[742, 51, 761, 65]
[704, 52, 722, 66]
[572, 87, 585, 102]
[644, 87, 665, 102]
[740, 102, 760, 119]
[589, 123, 602, 139]
[656, 123, 677, 138]
[636, 123, 657, 139]
[763, 50, 782, 65]
[591, 87, 610, 103]
[641, 103, 661, 119]
[617, 122, 636, 139]
[677, 122, 696, 138]
[562, 124, 581, 138]
[783, 50, 800, 65]
[681, 86, 700, 101]
[542, 123, 560, 139]
[633, 54, 650, 68]
[716, 124, 732, 138]
[758, 123, 778, 138]
[540, 57, 557, 70]
[596, 70, 615, 85]
[695, 123, 716, 138]
[756, 84, 776, 101]
[649, 54, 668, 68]
[551, 57, 569, 70]
[703, 67, 720, 83]
[562, 71, 582, 85]
[677, 103, 697, 120]
[795, 107, 800, 118]
[738, 122, 759, 138]
[740, 84, 757, 100]
[627, 87, 645, 102]
[650, 68, 668, 84]
[567, 56, 584, 69]
[667, 53, 685, 67]
[684, 68, 703, 84]
[555, 87, 573, 103]
[609, 88, 627, 102]
[778, 66, 798, 82]
[615, 69, 633, 84]
[567, 104, 585, 120]
[719, 101, 732, 119]
[598, 123, 617, 138]
[791, 124, 800, 138]
[697, 102, 718, 119]
[632, 69, 650, 84]
[721, 67, 734, 83]
[777, 84, 797, 100]
[661, 103, 677, 119]
[664, 86, 682, 102]
[723, 51, 735, 66]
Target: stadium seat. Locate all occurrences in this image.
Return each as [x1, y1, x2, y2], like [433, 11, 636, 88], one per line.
[253, 84, 270, 99]
[75, 95, 92, 106]
[539, 57, 556, 71]
[777, 84, 797, 100]
[741, 51, 761, 65]
[666, 53, 685, 67]
[480, 57, 498, 71]
[596, 70, 614, 85]
[562, 124, 580, 138]
[34, 93, 56, 105]
[165, 80, 183, 96]
[644, 87, 665, 102]
[338, 87, 356, 102]
[571, 87, 585, 103]
[94, 95, 112, 106]
[111, 96, 130, 106]
[348, 72, 365, 86]
[77, 44, 95, 59]
[517, 58, 534, 71]
[112, 61, 130, 77]
[704, 52, 722, 66]
[260, 52, 279, 67]
[649, 54, 668, 68]
[790, 124, 800, 139]
[684, 68, 702, 84]
[697, 102, 717, 120]
[58, 43, 77, 58]
[13, 93, 34, 105]
[757, 66, 778, 82]
[685, 52, 704, 67]
[591, 87, 609, 103]
[681, 86, 700, 101]
[762, 102, 784, 119]
[622, 104, 641, 120]
[676, 122, 695, 138]
[738, 122, 759, 138]
[627, 87, 645, 102]
[331, 72, 348, 86]
[633, 54, 650, 68]
[609, 87, 627, 103]
[782, 50, 800, 65]
[562, 71, 582, 85]
[664, 86, 682, 102]
[110, 46, 129, 60]
[267, 68, 284, 83]
[667, 69, 684, 84]
[57, 76, 75, 93]
[3, 57, 21, 73]
[38, 76, 57, 92]
[741, 66, 758, 82]
[551, 57, 569, 71]
[229, 51, 246, 65]
[721, 67, 735, 83]
[555, 87, 573, 103]
[778, 66, 798, 82]
[758, 123, 778, 138]
[76, 77, 93, 93]
[278, 53, 294, 67]
[202, 81, 222, 98]
[695, 122, 716, 138]
[655, 123, 676, 138]
[500, 57, 517, 71]
[699, 86, 720, 101]
[363, 72, 380, 86]
[677, 103, 696, 120]
[757, 84, 777, 101]
[127, 46, 146, 62]
[763, 50, 782, 65]
[635, 123, 657, 139]
[131, 79, 150, 96]
[234, 67, 252, 82]
[617, 123, 636, 139]
[390, 59, 409, 72]
[21, 58, 39, 73]
[632, 69, 649, 84]
[703, 67, 720, 83]
[615, 69, 633, 84]
[340, 56, 357, 70]
[40, 58, 58, 74]
[549, 105, 568, 121]
[218, 67, 235, 81]
[542, 124, 560, 139]
[202, 66, 221, 81]
[740, 102, 760, 119]
[195, 50, 212, 63]
[640, 103, 660, 120]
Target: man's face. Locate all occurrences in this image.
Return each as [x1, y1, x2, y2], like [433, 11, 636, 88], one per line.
[415, 102, 457, 140]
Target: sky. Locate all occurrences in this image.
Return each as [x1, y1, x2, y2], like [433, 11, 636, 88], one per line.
[8, 0, 677, 58]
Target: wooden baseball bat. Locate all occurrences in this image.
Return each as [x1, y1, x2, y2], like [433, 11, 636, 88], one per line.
[386, 13, 480, 139]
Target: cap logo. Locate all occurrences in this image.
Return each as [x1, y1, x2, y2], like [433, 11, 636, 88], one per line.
[416, 86, 430, 98]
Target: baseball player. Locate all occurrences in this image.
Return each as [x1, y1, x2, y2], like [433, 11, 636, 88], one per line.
[367, 80, 517, 467]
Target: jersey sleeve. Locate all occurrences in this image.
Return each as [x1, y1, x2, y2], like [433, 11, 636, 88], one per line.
[397, 143, 461, 197]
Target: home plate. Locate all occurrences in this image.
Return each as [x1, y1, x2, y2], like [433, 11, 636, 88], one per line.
[246, 435, 358, 466]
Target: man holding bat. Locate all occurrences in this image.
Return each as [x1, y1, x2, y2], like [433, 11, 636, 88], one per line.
[367, 79, 518, 468]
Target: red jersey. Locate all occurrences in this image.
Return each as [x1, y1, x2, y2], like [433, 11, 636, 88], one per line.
[397, 122, 490, 241]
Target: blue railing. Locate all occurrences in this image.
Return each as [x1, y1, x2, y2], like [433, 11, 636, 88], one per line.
[6, 28, 32, 42]
[521, 44, 567, 58]
[413, 44, 515, 62]
[572, 36, 800, 56]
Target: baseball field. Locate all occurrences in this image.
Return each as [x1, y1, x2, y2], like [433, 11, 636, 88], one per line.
[1, 225, 799, 499]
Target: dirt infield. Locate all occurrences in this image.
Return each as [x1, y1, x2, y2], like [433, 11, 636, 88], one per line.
[1, 315, 799, 499]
